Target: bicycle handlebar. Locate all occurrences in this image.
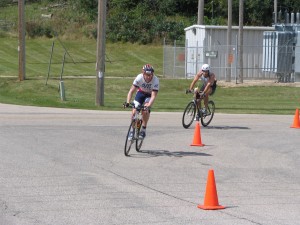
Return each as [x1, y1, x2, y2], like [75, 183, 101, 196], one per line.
[123, 102, 149, 111]
[185, 89, 193, 94]
[185, 89, 206, 98]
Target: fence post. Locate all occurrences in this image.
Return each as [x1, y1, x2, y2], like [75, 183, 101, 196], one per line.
[173, 40, 176, 78]
[59, 52, 66, 101]
[45, 41, 55, 85]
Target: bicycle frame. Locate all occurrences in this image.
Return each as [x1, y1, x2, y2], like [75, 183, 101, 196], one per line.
[132, 106, 143, 139]
[182, 90, 215, 128]
[124, 103, 145, 156]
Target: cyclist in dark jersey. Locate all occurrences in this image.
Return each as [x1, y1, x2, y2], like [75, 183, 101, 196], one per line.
[188, 64, 217, 114]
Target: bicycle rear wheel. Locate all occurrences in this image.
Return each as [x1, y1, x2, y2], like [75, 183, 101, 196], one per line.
[124, 121, 135, 156]
[182, 101, 196, 129]
[201, 100, 215, 127]
[135, 120, 143, 152]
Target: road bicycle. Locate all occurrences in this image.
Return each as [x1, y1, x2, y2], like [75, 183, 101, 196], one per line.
[182, 90, 215, 128]
[123, 103, 146, 156]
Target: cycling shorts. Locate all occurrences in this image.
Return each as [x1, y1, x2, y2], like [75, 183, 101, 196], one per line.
[134, 91, 151, 111]
[200, 81, 217, 96]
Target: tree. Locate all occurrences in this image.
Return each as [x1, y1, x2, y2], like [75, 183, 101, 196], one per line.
[69, 0, 300, 43]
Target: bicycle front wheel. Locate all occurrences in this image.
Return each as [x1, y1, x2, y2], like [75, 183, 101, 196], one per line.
[135, 120, 143, 152]
[124, 120, 135, 156]
[201, 100, 215, 127]
[182, 101, 196, 129]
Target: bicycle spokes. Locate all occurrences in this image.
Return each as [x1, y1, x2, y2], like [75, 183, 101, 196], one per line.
[201, 101, 215, 127]
[182, 101, 196, 129]
[124, 119, 144, 156]
[124, 121, 135, 156]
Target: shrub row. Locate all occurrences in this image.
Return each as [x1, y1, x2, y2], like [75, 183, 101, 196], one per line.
[26, 21, 53, 38]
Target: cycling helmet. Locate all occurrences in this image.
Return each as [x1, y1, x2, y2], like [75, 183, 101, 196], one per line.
[201, 64, 210, 71]
[142, 64, 154, 74]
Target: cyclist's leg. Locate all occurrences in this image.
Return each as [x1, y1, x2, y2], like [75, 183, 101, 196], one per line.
[140, 95, 150, 127]
[133, 92, 148, 138]
[203, 87, 212, 109]
[131, 108, 136, 119]
[197, 85, 206, 110]
[132, 92, 144, 117]
[139, 96, 151, 138]
[132, 93, 143, 129]
[133, 92, 144, 108]
[210, 81, 217, 96]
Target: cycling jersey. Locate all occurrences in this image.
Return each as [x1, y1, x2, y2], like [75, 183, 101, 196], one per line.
[199, 73, 217, 96]
[133, 73, 159, 94]
[200, 73, 211, 86]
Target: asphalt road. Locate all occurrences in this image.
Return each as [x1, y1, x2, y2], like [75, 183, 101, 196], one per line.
[0, 103, 299, 225]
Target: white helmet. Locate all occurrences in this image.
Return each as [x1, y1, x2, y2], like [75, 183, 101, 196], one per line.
[201, 64, 210, 71]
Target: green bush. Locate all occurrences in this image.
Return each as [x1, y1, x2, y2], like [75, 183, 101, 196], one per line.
[106, 8, 186, 44]
[0, 0, 12, 7]
[26, 21, 53, 38]
[0, 30, 8, 38]
[4, 0, 298, 44]
[72, 0, 97, 22]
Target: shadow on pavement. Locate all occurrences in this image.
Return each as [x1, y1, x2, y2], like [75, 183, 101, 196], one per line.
[204, 125, 250, 130]
[130, 149, 212, 158]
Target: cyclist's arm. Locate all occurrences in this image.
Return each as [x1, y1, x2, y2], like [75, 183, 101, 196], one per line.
[145, 90, 158, 108]
[189, 72, 202, 90]
[126, 85, 138, 103]
[203, 73, 216, 94]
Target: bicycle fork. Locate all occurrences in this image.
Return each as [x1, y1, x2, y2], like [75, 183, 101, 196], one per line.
[131, 118, 142, 140]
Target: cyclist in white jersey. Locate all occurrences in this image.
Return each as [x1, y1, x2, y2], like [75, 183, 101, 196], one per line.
[124, 64, 159, 139]
[189, 64, 217, 114]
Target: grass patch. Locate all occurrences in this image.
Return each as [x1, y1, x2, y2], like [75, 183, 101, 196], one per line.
[0, 37, 163, 78]
[0, 77, 299, 115]
[1, 37, 299, 115]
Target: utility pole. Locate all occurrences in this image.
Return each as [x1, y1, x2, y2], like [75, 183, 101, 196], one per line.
[274, 0, 277, 24]
[238, 0, 244, 83]
[197, 0, 204, 25]
[18, 0, 25, 81]
[226, 0, 232, 82]
[95, 0, 107, 106]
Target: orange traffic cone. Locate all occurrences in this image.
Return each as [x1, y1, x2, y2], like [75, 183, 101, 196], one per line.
[190, 122, 204, 146]
[290, 108, 300, 128]
[198, 170, 225, 210]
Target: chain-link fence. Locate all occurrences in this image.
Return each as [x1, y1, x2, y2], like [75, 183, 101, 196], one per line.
[0, 18, 14, 32]
[163, 43, 185, 79]
[163, 41, 299, 82]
